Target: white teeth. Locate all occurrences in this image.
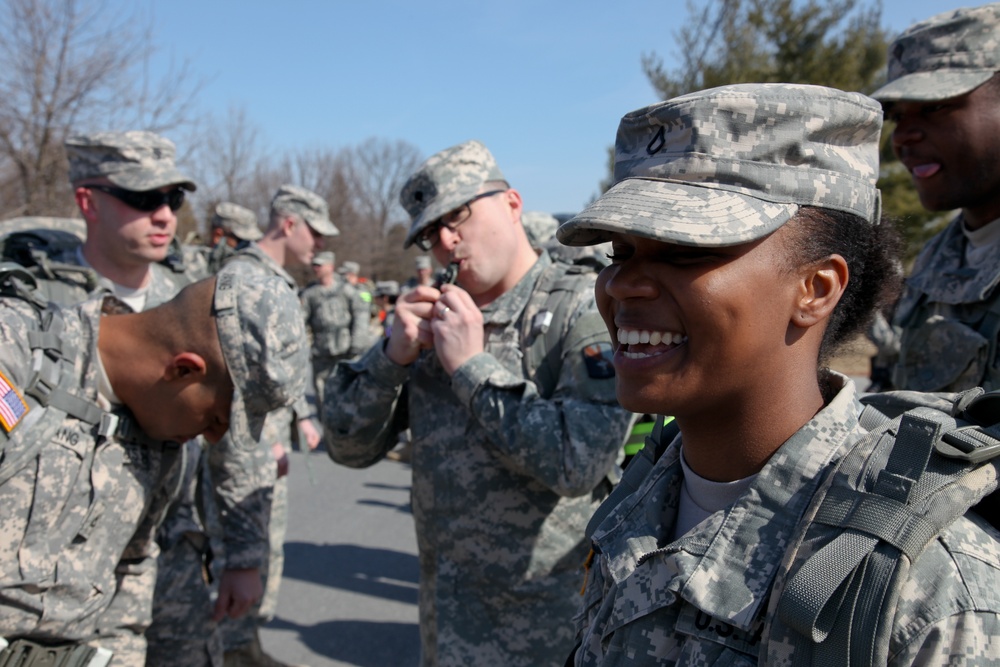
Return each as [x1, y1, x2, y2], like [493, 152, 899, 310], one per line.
[616, 328, 687, 348]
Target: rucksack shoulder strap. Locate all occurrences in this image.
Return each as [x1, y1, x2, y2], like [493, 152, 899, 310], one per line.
[771, 388, 1000, 666]
[522, 262, 596, 399]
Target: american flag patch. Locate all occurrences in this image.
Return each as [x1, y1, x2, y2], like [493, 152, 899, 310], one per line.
[0, 369, 28, 432]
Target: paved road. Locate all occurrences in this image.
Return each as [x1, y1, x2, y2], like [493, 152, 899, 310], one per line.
[260, 447, 420, 667]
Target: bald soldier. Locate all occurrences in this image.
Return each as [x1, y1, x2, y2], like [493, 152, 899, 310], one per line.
[0, 270, 307, 665]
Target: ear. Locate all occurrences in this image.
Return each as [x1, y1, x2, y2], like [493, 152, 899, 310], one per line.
[792, 254, 849, 328]
[504, 188, 524, 224]
[75, 186, 100, 225]
[280, 215, 297, 238]
[164, 352, 209, 382]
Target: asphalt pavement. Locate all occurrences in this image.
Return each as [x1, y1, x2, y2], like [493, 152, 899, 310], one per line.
[260, 447, 420, 667]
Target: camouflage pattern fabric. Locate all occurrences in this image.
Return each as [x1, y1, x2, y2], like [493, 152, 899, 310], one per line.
[891, 213, 1000, 392]
[556, 83, 882, 249]
[214, 243, 312, 651]
[212, 203, 262, 242]
[8, 232, 227, 666]
[65, 130, 196, 191]
[400, 140, 507, 248]
[574, 374, 1000, 666]
[300, 276, 371, 404]
[872, 2, 1000, 102]
[325, 251, 633, 667]
[0, 295, 179, 663]
[270, 184, 339, 237]
[29, 239, 185, 310]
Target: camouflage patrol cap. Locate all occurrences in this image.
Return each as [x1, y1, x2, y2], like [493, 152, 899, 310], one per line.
[212, 202, 262, 241]
[65, 131, 196, 192]
[414, 255, 432, 270]
[521, 211, 559, 248]
[375, 280, 400, 297]
[270, 185, 339, 237]
[312, 251, 335, 266]
[338, 261, 360, 275]
[400, 140, 506, 248]
[557, 83, 882, 248]
[872, 3, 1000, 102]
[213, 271, 308, 446]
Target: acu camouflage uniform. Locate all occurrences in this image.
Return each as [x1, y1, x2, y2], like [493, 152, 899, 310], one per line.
[215, 241, 312, 652]
[300, 269, 371, 407]
[0, 290, 179, 664]
[556, 83, 1000, 666]
[870, 3, 1000, 393]
[573, 375, 1000, 666]
[325, 139, 633, 667]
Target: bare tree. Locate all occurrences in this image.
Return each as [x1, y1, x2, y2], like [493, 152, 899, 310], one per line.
[0, 0, 202, 219]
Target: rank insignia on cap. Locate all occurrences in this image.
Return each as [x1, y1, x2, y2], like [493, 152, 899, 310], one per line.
[0, 369, 28, 432]
[582, 343, 615, 379]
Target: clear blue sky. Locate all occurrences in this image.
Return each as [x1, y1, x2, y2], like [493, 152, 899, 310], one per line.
[145, 0, 955, 216]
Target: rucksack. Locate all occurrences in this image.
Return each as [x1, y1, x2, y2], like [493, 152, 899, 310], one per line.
[521, 259, 599, 400]
[0, 228, 99, 301]
[583, 388, 1000, 666]
[767, 387, 1000, 665]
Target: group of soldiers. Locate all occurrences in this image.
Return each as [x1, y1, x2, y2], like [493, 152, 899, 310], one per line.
[1, 2, 1000, 666]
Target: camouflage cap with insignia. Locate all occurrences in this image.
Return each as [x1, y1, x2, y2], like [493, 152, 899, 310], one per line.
[872, 3, 1000, 102]
[312, 251, 335, 266]
[212, 202, 263, 241]
[557, 83, 882, 248]
[270, 185, 340, 237]
[400, 140, 507, 248]
[65, 130, 197, 192]
[338, 260, 360, 275]
[213, 271, 308, 446]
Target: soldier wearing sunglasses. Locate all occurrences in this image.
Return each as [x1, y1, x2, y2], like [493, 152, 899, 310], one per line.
[0, 132, 278, 666]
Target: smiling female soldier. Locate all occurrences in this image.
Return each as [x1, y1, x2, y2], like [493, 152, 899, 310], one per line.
[556, 83, 1000, 666]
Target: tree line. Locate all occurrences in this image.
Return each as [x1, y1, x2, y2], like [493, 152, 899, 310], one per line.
[0, 0, 941, 287]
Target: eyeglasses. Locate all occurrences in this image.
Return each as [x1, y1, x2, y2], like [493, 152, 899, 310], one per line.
[88, 184, 186, 212]
[413, 189, 506, 251]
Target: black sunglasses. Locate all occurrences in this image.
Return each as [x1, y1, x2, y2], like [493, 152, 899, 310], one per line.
[88, 184, 186, 212]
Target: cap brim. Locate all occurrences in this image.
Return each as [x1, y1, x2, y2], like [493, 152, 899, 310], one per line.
[556, 178, 798, 248]
[305, 215, 339, 237]
[108, 168, 197, 192]
[871, 70, 996, 102]
[233, 227, 263, 242]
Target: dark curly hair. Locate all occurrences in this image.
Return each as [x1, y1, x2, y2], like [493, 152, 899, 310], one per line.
[783, 206, 904, 367]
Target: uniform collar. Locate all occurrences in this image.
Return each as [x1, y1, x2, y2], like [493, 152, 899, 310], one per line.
[479, 251, 549, 325]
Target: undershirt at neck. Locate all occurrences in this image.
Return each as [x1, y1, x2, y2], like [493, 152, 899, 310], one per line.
[963, 216, 1000, 270]
[669, 447, 758, 541]
[76, 247, 150, 312]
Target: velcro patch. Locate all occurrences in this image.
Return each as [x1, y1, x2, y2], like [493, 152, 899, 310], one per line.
[0, 369, 29, 432]
[582, 343, 615, 379]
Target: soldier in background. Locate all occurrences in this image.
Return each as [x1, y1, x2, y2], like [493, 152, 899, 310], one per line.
[0, 270, 307, 666]
[323, 139, 632, 666]
[373, 279, 400, 339]
[216, 185, 337, 667]
[1, 131, 275, 666]
[184, 202, 265, 281]
[300, 251, 370, 408]
[402, 255, 435, 292]
[872, 3, 1000, 393]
